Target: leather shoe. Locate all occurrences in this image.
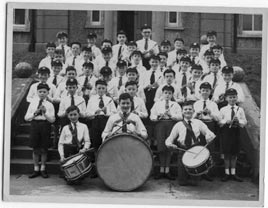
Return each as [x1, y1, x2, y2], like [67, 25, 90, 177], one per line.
[165, 173, 176, 180]
[40, 170, 49, 178]
[231, 174, 243, 182]
[154, 172, 165, 180]
[202, 174, 213, 182]
[29, 171, 40, 179]
[221, 174, 231, 182]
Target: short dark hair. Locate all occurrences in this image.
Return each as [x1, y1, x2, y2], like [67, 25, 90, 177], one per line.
[70, 42, 82, 48]
[117, 30, 126, 36]
[158, 52, 168, 58]
[119, 92, 133, 102]
[174, 38, 184, 44]
[150, 55, 160, 61]
[130, 50, 142, 58]
[95, 79, 107, 87]
[66, 66, 77, 73]
[127, 41, 137, 47]
[141, 24, 152, 31]
[191, 64, 203, 71]
[162, 85, 174, 93]
[125, 81, 138, 88]
[126, 67, 138, 74]
[209, 58, 221, 65]
[101, 39, 113, 46]
[66, 105, 80, 115]
[82, 62, 94, 69]
[46, 42, 56, 48]
[82, 46, 92, 52]
[55, 49, 64, 55]
[163, 69, 175, 77]
[37, 83, 50, 91]
[181, 100, 195, 108]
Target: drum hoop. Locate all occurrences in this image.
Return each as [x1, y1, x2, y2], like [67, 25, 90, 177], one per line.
[65, 164, 93, 181]
[62, 153, 84, 167]
[96, 133, 153, 192]
[182, 147, 210, 168]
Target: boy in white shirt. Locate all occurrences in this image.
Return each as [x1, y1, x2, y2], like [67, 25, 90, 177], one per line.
[122, 41, 137, 66]
[211, 44, 227, 69]
[112, 30, 128, 61]
[188, 64, 203, 101]
[129, 50, 147, 75]
[65, 42, 84, 76]
[160, 40, 171, 54]
[167, 38, 185, 67]
[38, 42, 56, 74]
[110, 60, 128, 92]
[188, 42, 201, 66]
[171, 48, 188, 71]
[199, 49, 214, 75]
[158, 52, 169, 73]
[56, 31, 72, 63]
[86, 32, 101, 58]
[151, 85, 182, 180]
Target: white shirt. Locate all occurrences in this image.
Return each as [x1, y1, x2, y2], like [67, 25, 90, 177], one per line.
[175, 70, 191, 89]
[110, 75, 128, 91]
[199, 60, 210, 74]
[38, 56, 53, 75]
[58, 121, 90, 157]
[154, 83, 181, 103]
[24, 98, 55, 122]
[150, 100, 182, 121]
[87, 45, 102, 58]
[65, 55, 84, 76]
[219, 105, 247, 128]
[112, 44, 128, 60]
[202, 72, 223, 89]
[139, 68, 163, 88]
[26, 82, 56, 103]
[86, 94, 117, 117]
[199, 44, 225, 61]
[94, 56, 117, 77]
[102, 111, 148, 140]
[193, 98, 220, 122]
[188, 76, 202, 100]
[136, 38, 159, 54]
[130, 63, 147, 76]
[167, 50, 177, 67]
[54, 81, 82, 102]
[58, 95, 86, 118]
[165, 118, 216, 147]
[47, 75, 65, 88]
[77, 74, 98, 89]
[91, 80, 119, 101]
[212, 81, 245, 103]
[119, 85, 146, 102]
[56, 44, 72, 59]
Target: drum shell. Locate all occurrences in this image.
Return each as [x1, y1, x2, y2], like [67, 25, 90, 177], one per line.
[96, 133, 153, 191]
[62, 154, 92, 181]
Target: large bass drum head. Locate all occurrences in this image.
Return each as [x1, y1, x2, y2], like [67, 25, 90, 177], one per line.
[96, 133, 153, 191]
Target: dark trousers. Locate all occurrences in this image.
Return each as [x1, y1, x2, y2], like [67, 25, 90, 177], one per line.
[63, 144, 79, 158]
[142, 57, 151, 70]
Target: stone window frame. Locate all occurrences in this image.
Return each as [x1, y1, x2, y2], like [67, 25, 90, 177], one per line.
[238, 14, 262, 38]
[85, 10, 104, 28]
[165, 12, 183, 29]
[13, 9, 30, 32]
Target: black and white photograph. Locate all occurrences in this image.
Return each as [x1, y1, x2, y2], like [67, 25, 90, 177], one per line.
[3, 1, 266, 207]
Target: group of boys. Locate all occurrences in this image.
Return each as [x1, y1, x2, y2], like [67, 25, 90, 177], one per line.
[24, 24, 247, 187]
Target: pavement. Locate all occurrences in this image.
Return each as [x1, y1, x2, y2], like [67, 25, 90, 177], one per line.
[9, 174, 259, 202]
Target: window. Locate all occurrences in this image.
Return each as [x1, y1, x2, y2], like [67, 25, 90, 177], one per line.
[166, 12, 183, 29]
[85, 10, 104, 28]
[239, 14, 262, 37]
[13, 9, 30, 32]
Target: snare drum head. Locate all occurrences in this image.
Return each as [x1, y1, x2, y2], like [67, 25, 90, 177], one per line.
[96, 133, 153, 191]
[182, 146, 210, 168]
[63, 154, 83, 167]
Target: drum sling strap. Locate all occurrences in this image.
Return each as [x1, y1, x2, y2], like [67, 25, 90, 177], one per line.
[69, 123, 82, 151]
[182, 120, 199, 149]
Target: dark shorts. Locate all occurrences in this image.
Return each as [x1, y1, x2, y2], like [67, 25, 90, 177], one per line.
[220, 124, 240, 155]
[29, 120, 51, 151]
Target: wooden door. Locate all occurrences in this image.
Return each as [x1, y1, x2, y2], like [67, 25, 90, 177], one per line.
[134, 11, 152, 41]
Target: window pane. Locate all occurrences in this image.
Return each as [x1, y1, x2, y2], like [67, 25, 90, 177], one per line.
[169, 12, 177, 23]
[254, 15, 262, 31]
[242, 14, 252, 30]
[92, 11, 100, 22]
[14, 9, 25, 25]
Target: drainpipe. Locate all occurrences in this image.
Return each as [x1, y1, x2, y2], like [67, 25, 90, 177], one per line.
[29, 9, 36, 52]
[233, 14, 238, 53]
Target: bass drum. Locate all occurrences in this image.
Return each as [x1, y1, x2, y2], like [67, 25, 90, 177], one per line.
[96, 133, 153, 191]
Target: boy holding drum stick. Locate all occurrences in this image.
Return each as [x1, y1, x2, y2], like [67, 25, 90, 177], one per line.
[165, 101, 215, 186]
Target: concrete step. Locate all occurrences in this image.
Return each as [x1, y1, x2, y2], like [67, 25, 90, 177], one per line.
[11, 146, 60, 160]
[10, 158, 61, 174]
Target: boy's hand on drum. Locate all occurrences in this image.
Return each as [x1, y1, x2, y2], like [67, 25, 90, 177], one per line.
[60, 157, 65, 163]
[167, 144, 177, 149]
[95, 109, 102, 115]
[226, 120, 232, 124]
[79, 149, 86, 153]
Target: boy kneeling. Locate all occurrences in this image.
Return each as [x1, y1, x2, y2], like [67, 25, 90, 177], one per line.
[165, 101, 215, 186]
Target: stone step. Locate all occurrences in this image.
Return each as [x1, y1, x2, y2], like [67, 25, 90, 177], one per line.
[11, 145, 60, 160]
[10, 158, 61, 174]
[13, 134, 55, 146]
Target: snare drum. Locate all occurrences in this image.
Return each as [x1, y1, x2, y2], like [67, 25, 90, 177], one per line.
[182, 146, 213, 176]
[61, 154, 93, 181]
[96, 133, 153, 191]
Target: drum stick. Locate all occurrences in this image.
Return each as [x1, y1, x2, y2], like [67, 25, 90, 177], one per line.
[173, 147, 196, 155]
[193, 142, 210, 159]
[76, 100, 85, 107]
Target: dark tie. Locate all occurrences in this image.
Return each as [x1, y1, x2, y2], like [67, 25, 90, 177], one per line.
[99, 96, 104, 109]
[226, 82, 229, 91]
[83, 76, 89, 87]
[231, 106, 235, 120]
[160, 67, 163, 72]
[118, 46, 122, 60]
[122, 113, 127, 133]
[144, 39, 148, 51]
[118, 76, 123, 90]
[50, 57, 54, 67]
[61, 45, 65, 63]
[150, 71, 155, 85]
[181, 73, 187, 97]
[52, 75, 57, 86]
[34, 99, 43, 116]
[192, 56, 195, 65]
[71, 123, 78, 145]
[203, 100, 207, 110]
[165, 100, 169, 110]
[71, 95, 75, 106]
[213, 73, 217, 88]
[185, 120, 198, 148]
[105, 61, 109, 67]
[191, 81, 196, 94]
[72, 56, 76, 66]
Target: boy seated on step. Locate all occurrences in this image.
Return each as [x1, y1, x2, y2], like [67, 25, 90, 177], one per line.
[110, 60, 128, 94]
[25, 83, 55, 179]
[187, 64, 203, 101]
[150, 85, 182, 180]
[56, 31, 72, 62]
[38, 42, 56, 75]
[211, 44, 227, 69]
[58, 105, 91, 184]
[165, 101, 215, 186]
